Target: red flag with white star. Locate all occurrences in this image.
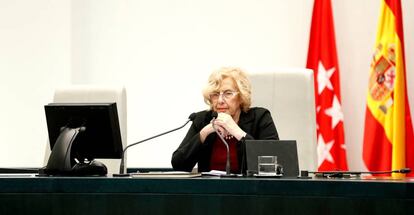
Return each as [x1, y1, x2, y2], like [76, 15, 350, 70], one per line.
[306, 0, 348, 171]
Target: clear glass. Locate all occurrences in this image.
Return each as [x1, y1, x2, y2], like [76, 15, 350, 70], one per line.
[258, 155, 278, 176]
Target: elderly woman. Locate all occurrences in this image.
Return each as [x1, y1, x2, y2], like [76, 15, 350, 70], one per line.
[171, 67, 279, 174]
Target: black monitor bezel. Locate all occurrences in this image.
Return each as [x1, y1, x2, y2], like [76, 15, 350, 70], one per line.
[44, 102, 123, 162]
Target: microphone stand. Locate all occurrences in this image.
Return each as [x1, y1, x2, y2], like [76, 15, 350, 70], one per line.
[302, 168, 411, 178]
[211, 118, 237, 177]
[113, 114, 195, 177]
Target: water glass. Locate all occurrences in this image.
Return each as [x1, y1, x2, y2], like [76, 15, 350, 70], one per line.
[258, 155, 278, 176]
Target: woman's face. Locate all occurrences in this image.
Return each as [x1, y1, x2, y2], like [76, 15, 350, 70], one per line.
[210, 77, 242, 118]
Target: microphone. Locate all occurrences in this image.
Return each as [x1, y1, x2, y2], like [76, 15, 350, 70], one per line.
[211, 112, 237, 177]
[302, 168, 411, 178]
[113, 113, 196, 177]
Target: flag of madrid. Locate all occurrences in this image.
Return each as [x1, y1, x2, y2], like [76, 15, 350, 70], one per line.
[306, 0, 348, 171]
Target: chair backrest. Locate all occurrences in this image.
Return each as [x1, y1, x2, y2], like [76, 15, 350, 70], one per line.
[249, 68, 318, 171]
[44, 85, 127, 174]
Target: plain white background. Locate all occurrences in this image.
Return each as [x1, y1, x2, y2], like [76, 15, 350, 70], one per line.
[0, 0, 413, 171]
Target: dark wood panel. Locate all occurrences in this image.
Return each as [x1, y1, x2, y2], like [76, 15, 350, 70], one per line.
[0, 176, 413, 215]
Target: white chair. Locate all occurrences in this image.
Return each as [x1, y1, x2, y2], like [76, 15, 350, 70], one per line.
[249, 69, 318, 171]
[44, 85, 127, 174]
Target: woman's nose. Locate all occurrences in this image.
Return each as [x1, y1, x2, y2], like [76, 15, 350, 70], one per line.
[218, 94, 225, 103]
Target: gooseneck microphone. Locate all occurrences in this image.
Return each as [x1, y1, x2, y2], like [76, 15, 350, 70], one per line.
[211, 112, 237, 177]
[302, 168, 411, 178]
[113, 113, 196, 177]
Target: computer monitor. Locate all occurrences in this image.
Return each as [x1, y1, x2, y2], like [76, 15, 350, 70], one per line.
[42, 103, 123, 176]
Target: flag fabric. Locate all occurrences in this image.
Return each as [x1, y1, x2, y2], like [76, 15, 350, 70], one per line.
[363, 0, 414, 177]
[306, 0, 348, 171]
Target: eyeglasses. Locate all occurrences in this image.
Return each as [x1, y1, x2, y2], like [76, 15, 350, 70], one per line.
[209, 90, 239, 101]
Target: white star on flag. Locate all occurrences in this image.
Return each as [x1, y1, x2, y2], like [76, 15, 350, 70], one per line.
[317, 134, 335, 167]
[324, 95, 344, 129]
[316, 106, 321, 130]
[317, 61, 335, 94]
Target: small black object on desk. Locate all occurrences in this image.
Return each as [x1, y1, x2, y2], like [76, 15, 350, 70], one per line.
[298, 170, 312, 179]
[71, 160, 107, 176]
[38, 159, 108, 176]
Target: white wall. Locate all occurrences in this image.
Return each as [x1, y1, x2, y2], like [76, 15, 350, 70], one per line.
[70, 0, 314, 168]
[0, 0, 413, 171]
[0, 0, 71, 167]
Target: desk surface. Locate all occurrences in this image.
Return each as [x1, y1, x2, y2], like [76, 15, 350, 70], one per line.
[1, 175, 413, 215]
[1, 175, 414, 196]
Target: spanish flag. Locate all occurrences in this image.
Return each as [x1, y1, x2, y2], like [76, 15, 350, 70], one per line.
[363, 0, 414, 177]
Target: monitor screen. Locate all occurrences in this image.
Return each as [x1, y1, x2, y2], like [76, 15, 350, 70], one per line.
[44, 103, 123, 168]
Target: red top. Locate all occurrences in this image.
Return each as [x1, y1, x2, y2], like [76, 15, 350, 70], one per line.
[210, 136, 239, 173]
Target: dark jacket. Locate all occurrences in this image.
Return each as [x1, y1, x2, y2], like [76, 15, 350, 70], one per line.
[171, 107, 279, 174]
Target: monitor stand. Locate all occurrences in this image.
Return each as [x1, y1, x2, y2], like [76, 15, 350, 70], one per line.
[39, 126, 84, 176]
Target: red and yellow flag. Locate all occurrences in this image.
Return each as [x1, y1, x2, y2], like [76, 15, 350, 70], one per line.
[363, 0, 414, 177]
[306, 0, 348, 171]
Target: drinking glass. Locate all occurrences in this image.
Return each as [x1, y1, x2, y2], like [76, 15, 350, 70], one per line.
[258, 155, 278, 176]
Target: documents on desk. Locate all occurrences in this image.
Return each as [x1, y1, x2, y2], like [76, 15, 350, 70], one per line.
[201, 170, 242, 177]
[201, 170, 226, 176]
[130, 171, 201, 178]
[0, 173, 36, 178]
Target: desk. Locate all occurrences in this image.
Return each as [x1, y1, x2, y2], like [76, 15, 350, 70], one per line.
[0, 176, 413, 215]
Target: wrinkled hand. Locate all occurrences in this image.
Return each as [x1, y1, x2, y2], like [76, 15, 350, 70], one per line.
[212, 113, 246, 140]
[213, 123, 230, 137]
